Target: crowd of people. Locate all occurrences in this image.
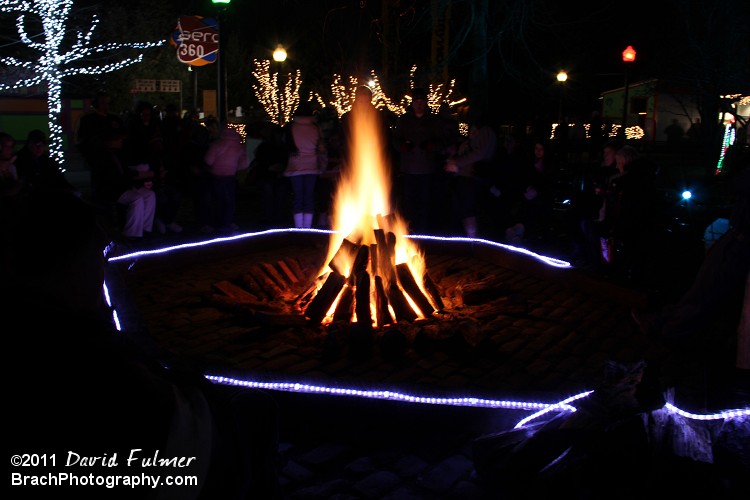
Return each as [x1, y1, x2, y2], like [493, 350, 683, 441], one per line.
[2, 89, 748, 496]
[1, 88, 742, 294]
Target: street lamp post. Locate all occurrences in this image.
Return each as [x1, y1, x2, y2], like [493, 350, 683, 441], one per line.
[621, 45, 636, 138]
[556, 70, 567, 125]
[272, 44, 287, 125]
[212, 0, 231, 125]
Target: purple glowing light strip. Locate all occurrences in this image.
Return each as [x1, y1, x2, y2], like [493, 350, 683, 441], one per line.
[408, 234, 572, 268]
[204, 374, 750, 428]
[107, 228, 334, 262]
[106, 228, 571, 268]
[205, 374, 570, 412]
[105, 229, 749, 427]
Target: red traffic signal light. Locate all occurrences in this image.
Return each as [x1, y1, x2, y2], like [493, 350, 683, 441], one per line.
[622, 45, 636, 63]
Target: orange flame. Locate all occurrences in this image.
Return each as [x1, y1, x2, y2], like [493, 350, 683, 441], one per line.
[320, 99, 428, 324]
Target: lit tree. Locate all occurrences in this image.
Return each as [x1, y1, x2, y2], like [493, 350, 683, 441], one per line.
[327, 66, 462, 117]
[251, 59, 302, 126]
[0, 0, 164, 169]
[251, 62, 464, 122]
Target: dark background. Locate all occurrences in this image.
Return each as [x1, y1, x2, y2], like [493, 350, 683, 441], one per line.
[2, 0, 749, 126]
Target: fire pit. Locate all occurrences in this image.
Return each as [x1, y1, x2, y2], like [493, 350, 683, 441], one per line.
[105, 99, 653, 400]
[107, 96, 651, 399]
[106, 223, 642, 401]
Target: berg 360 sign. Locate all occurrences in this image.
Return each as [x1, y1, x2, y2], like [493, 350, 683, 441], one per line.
[170, 15, 219, 66]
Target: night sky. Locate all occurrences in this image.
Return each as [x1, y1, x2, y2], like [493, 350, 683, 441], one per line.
[3, 0, 748, 122]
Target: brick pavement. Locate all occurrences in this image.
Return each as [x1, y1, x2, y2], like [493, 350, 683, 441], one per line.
[105, 229, 749, 498]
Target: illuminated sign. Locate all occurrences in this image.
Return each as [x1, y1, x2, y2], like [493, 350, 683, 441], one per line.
[170, 15, 218, 67]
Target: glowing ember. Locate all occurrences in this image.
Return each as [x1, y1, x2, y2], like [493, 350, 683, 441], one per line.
[309, 96, 436, 326]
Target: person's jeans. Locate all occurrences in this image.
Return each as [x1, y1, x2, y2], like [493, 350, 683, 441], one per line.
[288, 174, 318, 213]
[210, 174, 237, 229]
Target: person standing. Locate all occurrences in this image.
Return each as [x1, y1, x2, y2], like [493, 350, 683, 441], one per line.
[504, 139, 557, 247]
[14, 129, 76, 194]
[0, 132, 21, 197]
[76, 92, 126, 174]
[178, 110, 214, 233]
[283, 101, 326, 229]
[602, 145, 659, 282]
[204, 124, 249, 233]
[88, 128, 156, 240]
[125, 101, 182, 234]
[393, 88, 448, 234]
[444, 114, 497, 237]
[249, 123, 291, 229]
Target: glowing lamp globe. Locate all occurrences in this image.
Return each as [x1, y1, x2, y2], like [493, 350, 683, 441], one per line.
[622, 46, 636, 63]
[556, 71, 568, 83]
[273, 45, 287, 62]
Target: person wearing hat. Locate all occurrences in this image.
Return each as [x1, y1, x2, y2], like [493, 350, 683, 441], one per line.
[14, 129, 77, 194]
[88, 127, 156, 240]
[393, 87, 449, 234]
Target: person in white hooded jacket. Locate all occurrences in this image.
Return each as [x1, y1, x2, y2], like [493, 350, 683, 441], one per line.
[204, 124, 249, 233]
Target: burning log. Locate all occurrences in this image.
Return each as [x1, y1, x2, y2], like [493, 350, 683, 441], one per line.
[276, 259, 299, 284]
[387, 277, 418, 322]
[259, 262, 288, 289]
[305, 270, 346, 322]
[294, 279, 319, 310]
[374, 229, 387, 264]
[373, 229, 393, 283]
[349, 244, 370, 285]
[241, 273, 271, 301]
[247, 264, 283, 297]
[369, 243, 379, 276]
[456, 277, 512, 305]
[332, 285, 354, 322]
[422, 273, 445, 311]
[212, 280, 261, 304]
[386, 231, 397, 260]
[327, 238, 359, 276]
[285, 257, 306, 282]
[355, 270, 372, 326]
[374, 275, 393, 327]
[376, 213, 398, 233]
[395, 263, 435, 318]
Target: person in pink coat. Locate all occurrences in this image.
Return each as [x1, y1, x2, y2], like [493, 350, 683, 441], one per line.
[204, 124, 249, 233]
[283, 101, 326, 228]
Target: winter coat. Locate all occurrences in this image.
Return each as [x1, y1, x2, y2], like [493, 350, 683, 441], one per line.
[283, 116, 325, 177]
[204, 127, 249, 177]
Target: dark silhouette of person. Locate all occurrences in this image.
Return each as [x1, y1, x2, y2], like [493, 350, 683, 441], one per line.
[664, 119, 685, 144]
[14, 129, 76, 194]
[3, 187, 281, 499]
[248, 122, 291, 228]
[76, 91, 126, 171]
[392, 87, 448, 234]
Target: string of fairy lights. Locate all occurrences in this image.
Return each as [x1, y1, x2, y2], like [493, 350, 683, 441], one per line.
[0, 0, 164, 171]
[252, 63, 465, 126]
